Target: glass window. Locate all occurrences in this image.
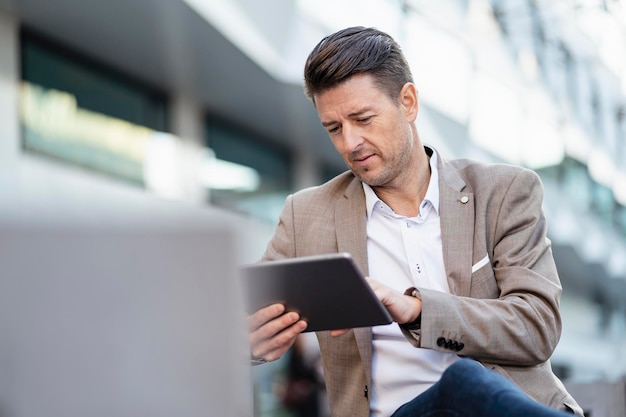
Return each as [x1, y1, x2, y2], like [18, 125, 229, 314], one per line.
[19, 30, 169, 185]
[21, 31, 167, 131]
[321, 163, 346, 183]
[206, 119, 292, 223]
[560, 156, 592, 210]
[590, 182, 614, 225]
[615, 205, 626, 238]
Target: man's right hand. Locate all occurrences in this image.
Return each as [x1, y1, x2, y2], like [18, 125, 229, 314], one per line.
[248, 303, 308, 363]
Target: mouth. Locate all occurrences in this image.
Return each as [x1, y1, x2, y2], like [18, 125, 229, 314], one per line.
[352, 153, 375, 163]
[350, 155, 377, 174]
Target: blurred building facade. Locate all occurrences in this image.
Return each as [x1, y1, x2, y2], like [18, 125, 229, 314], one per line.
[1, 0, 626, 415]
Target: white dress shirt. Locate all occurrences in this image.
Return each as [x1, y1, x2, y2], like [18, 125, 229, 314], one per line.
[364, 150, 459, 417]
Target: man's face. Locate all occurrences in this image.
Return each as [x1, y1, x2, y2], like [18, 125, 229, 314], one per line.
[314, 73, 418, 188]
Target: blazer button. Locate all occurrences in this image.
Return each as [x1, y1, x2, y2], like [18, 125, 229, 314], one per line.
[437, 337, 446, 347]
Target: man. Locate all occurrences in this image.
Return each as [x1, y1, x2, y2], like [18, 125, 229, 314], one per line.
[248, 26, 583, 416]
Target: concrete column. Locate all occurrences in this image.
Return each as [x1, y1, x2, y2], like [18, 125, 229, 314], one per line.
[292, 149, 320, 190]
[0, 10, 19, 195]
[170, 94, 204, 146]
[166, 94, 208, 204]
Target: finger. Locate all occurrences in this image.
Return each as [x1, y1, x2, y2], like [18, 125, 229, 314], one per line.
[251, 319, 308, 361]
[250, 310, 301, 343]
[247, 303, 285, 331]
[365, 277, 387, 297]
[365, 280, 385, 307]
[329, 328, 350, 337]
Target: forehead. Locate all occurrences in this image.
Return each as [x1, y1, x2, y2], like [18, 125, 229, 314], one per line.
[314, 74, 390, 116]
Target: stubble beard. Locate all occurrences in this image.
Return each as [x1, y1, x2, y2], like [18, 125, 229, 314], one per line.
[355, 137, 415, 188]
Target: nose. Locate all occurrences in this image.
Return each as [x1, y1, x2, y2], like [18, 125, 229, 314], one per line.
[342, 124, 363, 153]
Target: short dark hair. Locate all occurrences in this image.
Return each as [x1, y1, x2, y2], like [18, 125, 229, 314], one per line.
[304, 26, 414, 103]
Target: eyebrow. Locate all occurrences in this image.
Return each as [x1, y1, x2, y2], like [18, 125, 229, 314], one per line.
[321, 108, 375, 127]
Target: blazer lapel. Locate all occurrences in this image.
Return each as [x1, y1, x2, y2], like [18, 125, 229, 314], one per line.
[335, 177, 368, 273]
[334, 177, 373, 388]
[438, 156, 475, 297]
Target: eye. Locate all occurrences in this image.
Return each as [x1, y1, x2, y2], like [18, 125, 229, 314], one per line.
[357, 116, 372, 124]
[327, 126, 341, 134]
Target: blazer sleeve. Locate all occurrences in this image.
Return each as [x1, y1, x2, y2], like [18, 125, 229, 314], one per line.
[261, 194, 297, 262]
[402, 168, 563, 366]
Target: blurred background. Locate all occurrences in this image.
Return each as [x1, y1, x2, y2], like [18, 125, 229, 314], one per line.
[1, 0, 625, 416]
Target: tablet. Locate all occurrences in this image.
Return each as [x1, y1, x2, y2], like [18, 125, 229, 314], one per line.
[241, 253, 392, 332]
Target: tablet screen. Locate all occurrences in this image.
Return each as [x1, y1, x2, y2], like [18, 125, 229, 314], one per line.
[241, 253, 392, 332]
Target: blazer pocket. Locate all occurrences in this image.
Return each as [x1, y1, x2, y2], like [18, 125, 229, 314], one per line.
[471, 255, 490, 273]
[470, 255, 498, 298]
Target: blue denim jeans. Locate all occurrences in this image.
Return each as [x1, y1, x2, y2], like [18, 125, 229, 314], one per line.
[391, 358, 572, 417]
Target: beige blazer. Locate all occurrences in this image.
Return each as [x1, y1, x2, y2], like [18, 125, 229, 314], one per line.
[262, 149, 583, 416]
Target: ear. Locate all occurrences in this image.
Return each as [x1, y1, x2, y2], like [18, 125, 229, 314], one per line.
[399, 82, 418, 123]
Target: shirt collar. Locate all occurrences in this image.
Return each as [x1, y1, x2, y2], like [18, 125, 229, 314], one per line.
[362, 147, 440, 220]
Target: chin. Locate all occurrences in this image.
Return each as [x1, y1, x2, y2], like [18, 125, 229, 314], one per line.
[357, 175, 380, 187]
